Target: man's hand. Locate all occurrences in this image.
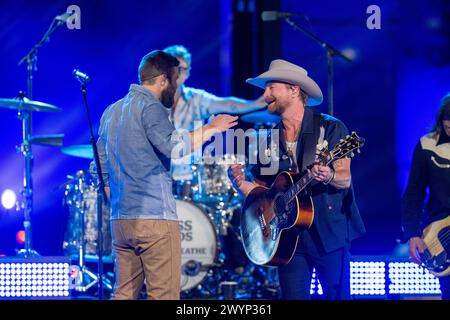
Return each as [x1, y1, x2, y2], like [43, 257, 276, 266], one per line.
[208, 114, 238, 133]
[228, 164, 258, 197]
[189, 114, 238, 152]
[308, 160, 334, 183]
[408, 237, 426, 265]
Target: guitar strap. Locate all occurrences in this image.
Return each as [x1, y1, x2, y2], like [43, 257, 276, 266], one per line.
[299, 111, 323, 171]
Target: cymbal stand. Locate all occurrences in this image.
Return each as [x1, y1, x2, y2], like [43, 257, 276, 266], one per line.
[16, 15, 67, 258]
[16, 92, 39, 258]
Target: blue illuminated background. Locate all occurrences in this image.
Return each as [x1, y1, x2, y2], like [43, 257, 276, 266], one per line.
[0, 0, 449, 259]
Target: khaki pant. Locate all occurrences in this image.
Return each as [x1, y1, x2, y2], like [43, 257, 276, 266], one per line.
[111, 219, 181, 300]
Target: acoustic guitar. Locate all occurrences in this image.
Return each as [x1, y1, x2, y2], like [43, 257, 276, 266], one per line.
[240, 132, 365, 266]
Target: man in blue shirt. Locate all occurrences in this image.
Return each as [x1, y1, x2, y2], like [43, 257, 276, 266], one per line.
[229, 59, 365, 299]
[95, 50, 237, 299]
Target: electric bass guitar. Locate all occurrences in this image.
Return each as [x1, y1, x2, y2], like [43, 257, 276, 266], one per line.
[240, 132, 365, 266]
[419, 215, 450, 277]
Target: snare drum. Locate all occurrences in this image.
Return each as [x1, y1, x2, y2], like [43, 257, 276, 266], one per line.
[176, 199, 221, 292]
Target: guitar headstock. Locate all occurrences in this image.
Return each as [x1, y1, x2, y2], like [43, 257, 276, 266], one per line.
[329, 131, 365, 163]
[315, 131, 365, 165]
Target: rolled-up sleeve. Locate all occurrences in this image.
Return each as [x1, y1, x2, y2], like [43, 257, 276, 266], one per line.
[142, 102, 187, 159]
[326, 119, 350, 151]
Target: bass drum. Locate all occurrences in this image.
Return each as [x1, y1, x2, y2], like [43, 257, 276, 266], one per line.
[176, 199, 219, 292]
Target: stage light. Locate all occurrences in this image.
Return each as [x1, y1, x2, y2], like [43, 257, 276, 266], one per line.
[342, 48, 357, 61]
[388, 262, 441, 295]
[0, 257, 71, 299]
[16, 230, 25, 244]
[1, 189, 16, 210]
[350, 261, 386, 296]
[310, 269, 323, 295]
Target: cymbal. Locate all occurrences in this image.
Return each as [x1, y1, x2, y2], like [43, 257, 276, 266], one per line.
[31, 134, 64, 147]
[240, 109, 280, 125]
[0, 97, 61, 112]
[61, 144, 93, 159]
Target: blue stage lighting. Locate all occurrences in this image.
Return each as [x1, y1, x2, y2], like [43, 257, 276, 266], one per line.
[0, 257, 71, 300]
[310, 257, 442, 298]
[388, 261, 441, 295]
[351, 261, 386, 296]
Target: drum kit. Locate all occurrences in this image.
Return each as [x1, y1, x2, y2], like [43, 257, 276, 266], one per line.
[172, 116, 282, 299]
[0, 93, 63, 259]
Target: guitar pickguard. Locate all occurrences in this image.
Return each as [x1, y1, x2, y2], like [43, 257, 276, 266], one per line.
[421, 219, 450, 277]
[273, 193, 297, 230]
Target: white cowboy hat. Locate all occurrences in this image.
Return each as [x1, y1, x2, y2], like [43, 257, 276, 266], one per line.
[246, 59, 323, 106]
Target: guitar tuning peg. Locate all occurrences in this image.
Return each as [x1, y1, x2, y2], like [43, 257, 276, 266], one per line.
[357, 149, 361, 154]
[340, 139, 344, 142]
[351, 152, 355, 158]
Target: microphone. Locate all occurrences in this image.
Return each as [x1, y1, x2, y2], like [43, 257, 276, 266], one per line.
[261, 11, 302, 21]
[55, 11, 75, 23]
[72, 69, 91, 84]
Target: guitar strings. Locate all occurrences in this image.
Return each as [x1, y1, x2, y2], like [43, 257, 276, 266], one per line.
[425, 230, 450, 251]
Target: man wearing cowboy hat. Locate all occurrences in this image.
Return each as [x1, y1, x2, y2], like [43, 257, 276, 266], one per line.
[229, 59, 365, 300]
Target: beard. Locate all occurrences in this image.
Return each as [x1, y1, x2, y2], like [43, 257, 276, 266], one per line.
[161, 83, 177, 108]
[267, 100, 286, 115]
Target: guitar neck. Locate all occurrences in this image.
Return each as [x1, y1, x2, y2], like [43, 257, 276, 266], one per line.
[282, 132, 364, 205]
[285, 170, 315, 204]
[285, 158, 333, 204]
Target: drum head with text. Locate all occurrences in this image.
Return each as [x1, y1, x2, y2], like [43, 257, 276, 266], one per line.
[176, 200, 217, 291]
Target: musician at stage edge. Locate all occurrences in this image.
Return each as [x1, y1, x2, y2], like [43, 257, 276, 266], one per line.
[228, 59, 366, 300]
[402, 92, 450, 300]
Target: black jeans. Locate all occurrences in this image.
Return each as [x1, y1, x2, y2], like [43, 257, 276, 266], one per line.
[439, 274, 450, 300]
[278, 230, 351, 300]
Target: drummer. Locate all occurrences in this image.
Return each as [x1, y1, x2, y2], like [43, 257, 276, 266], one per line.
[163, 45, 266, 182]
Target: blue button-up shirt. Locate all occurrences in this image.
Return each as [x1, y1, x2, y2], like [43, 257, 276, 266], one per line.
[95, 84, 183, 221]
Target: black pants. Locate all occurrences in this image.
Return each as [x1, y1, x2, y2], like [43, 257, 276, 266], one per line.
[439, 274, 450, 300]
[278, 230, 351, 300]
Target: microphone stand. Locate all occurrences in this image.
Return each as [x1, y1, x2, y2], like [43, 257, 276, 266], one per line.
[16, 16, 67, 258]
[284, 17, 352, 116]
[77, 81, 108, 300]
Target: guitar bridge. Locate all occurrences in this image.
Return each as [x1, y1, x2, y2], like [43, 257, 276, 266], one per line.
[257, 208, 269, 238]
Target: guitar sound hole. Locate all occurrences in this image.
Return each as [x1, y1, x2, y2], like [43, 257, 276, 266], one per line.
[274, 195, 294, 228]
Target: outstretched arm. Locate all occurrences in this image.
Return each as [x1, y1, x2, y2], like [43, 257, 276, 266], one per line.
[206, 95, 266, 115]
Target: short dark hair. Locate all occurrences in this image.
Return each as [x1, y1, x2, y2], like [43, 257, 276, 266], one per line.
[138, 50, 179, 84]
[431, 92, 450, 137]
